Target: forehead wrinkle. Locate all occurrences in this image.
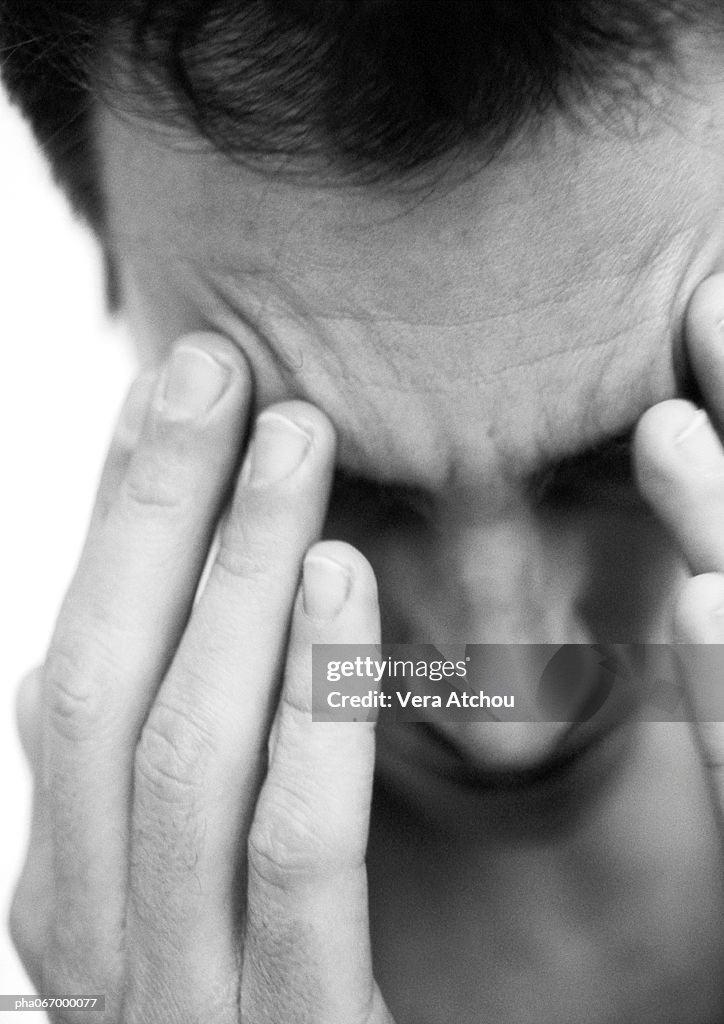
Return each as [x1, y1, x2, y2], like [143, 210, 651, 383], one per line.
[126, 176, 685, 424]
[188, 241, 678, 425]
[190, 225, 658, 336]
[189, 258, 410, 389]
[164, 162, 693, 341]
[99, 86, 721, 495]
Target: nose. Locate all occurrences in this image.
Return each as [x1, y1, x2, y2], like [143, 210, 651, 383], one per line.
[441, 643, 637, 773]
[423, 513, 640, 774]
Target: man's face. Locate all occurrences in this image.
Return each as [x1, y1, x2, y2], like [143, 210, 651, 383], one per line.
[98, 43, 724, 496]
[94, 38, 724, 769]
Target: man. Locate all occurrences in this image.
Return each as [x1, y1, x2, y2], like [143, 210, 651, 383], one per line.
[3, 1, 724, 1020]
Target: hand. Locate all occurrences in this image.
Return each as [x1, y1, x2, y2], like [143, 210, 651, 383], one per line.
[634, 273, 724, 814]
[10, 333, 395, 1023]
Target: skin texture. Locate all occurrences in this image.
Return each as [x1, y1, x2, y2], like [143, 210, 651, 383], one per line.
[10, 26, 724, 1024]
[96, 33, 724, 770]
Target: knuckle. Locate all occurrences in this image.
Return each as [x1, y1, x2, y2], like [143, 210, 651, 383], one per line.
[118, 430, 198, 516]
[213, 540, 271, 586]
[135, 694, 216, 805]
[210, 456, 321, 586]
[248, 782, 355, 892]
[213, 513, 280, 585]
[215, 492, 296, 585]
[120, 463, 187, 513]
[43, 640, 110, 744]
[247, 822, 310, 894]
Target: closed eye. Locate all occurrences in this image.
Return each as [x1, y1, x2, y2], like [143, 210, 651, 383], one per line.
[528, 430, 635, 509]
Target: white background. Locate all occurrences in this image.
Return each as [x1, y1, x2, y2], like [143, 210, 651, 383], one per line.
[0, 83, 135, 1005]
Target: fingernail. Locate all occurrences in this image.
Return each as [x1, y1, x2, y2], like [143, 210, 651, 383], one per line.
[303, 555, 350, 620]
[675, 409, 723, 472]
[244, 412, 311, 487]
[675, 408, 708, 444]
[157, 346, 230, 421]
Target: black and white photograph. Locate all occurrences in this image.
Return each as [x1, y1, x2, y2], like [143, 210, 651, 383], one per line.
[3, 2, 724, 1021]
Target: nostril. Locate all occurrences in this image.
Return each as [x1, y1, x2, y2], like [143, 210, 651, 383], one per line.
[537, 644, 620, 724]
[421, 643, 640, 781]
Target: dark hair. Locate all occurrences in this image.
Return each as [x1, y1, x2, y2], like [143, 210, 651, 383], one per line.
[0, 0, 712, 230]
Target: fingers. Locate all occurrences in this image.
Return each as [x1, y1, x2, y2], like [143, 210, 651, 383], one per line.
[123, 402, 337, 1020]
[10, 668, 52, 988]
[636, 276, 724, 841]
[634, 275, 724, 573]
[40, 333, 251, 1003]
[16, 665, 43, 772]
[671, 574, 724, 831]
[90, 369, 157, 523]
[242, 541, 393, 1024]
[634, 399, 724, 573]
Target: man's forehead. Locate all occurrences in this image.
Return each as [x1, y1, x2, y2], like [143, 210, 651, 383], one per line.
[100, 104, 690, 316]
[97, 104, 713, 488]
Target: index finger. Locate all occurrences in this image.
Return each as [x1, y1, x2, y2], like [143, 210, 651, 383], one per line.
[40, 334, 252, 1005]
[674, 575, 724, 823]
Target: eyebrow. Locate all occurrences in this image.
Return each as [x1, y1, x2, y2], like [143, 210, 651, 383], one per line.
[532, 323, 704, 507]
[104, 231, 700, 510]
[331, 352, 698, 514]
